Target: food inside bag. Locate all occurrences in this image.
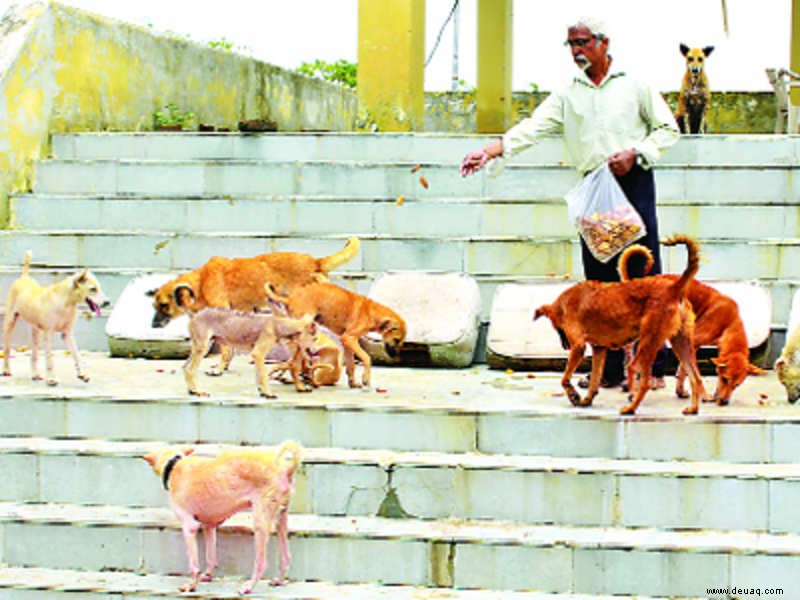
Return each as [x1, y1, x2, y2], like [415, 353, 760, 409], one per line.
[565, 163, 647, 263]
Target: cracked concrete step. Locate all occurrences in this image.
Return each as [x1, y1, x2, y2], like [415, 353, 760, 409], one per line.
[1, 501, 798, 596]
[3, 437, 800, 534]
[0, 567, 697, 600]
[0, 358, 792, 463]
[13, 193, 800, 240]
[51, 131, 800, 167]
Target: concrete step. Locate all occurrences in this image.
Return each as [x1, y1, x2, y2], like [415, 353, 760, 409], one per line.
[1, 231, 799, 281]
[0, 355, 793, 463]
[4, 437, 800, 535]
[32, 159, 800, 203]
[51, 131, 800, 167]
[13, 193, 800, 240]
[2, 501, 797, 596]
[0, 567, 653, 600]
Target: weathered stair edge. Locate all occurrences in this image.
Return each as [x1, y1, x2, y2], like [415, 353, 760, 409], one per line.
[2, 502, 797, 597]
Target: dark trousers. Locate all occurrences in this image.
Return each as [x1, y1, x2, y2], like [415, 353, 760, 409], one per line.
[579, 164, 668, 381]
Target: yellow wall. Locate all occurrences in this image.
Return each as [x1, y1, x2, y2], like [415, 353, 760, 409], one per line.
[0, 1, 357, 227]
[476, 0, 512, 133]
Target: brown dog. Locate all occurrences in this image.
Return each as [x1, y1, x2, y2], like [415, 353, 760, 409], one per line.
[266, 282, 406, 388]
[3, 251, 110, 385]
[676, 43, 714, 134]
[147, 237, 359, 373]
[270, 325, 343, 387]
[618, 244, 766, 405]
[143, 440, 302, 594]
[534, 234, 704, 415]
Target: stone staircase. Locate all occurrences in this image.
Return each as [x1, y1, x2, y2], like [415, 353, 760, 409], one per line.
[1, 132, 800, 598]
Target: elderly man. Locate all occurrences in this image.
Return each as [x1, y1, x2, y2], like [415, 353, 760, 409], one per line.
[461, 17, 680, 388]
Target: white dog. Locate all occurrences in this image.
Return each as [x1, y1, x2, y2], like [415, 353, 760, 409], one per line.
[3, 251, 109, 385]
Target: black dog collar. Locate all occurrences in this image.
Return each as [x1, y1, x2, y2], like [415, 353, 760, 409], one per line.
[162, 454, 183, 490]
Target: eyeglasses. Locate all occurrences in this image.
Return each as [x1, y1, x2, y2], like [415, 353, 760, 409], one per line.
[564, 36, 596, 48]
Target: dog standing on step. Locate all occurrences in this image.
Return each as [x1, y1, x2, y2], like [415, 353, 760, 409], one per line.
[534, 235, 704, 415]
[143, 440, 302, 594]
[2, 251, 110, 385]
[675, 43, 714, 134]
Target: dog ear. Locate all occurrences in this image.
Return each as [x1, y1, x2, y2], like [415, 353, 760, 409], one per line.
[73, 270, 89, 287]
[703, 45, 714, 57]
[680, 43, 689, 56]
[173, 283, 195, 308]
[145, 288, 158, 297]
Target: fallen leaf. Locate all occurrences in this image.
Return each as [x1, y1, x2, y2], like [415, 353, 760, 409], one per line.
[411, 164, 422, 173]
[452, 390, 461, 395]
[377, 388, 388, 393]
[396, 195, 405, 206]
[153, 239, 170, 254]
[156, 369, 164, 373]
[505, 368, 514, 375]
[419, 176, 429, 189]
[759, 393, 768, 399]
[16, 346, 28, 352]
[758, 400, 766, 406]
[526, 373, 536, 379]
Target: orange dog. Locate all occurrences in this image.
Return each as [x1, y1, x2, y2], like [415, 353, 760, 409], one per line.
[266, 282, 406, 388]
[148, 237, 359, 372]
[534, 234, 704, 415]
[143, 441, 302, 595]
[618, 244, 766, 404]
[676, 43, 714, 134]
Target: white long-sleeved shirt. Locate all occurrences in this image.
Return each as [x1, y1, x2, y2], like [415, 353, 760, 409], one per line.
[501, 67, 680, 174]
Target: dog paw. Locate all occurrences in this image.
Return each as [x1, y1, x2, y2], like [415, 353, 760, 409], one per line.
[260, 391, 278, 399]
[676, 389, 689, 399]
[46, 379, 58, 387]
[270, 577, 287, 586]
[236, 582, 255, 595]
[199, 572, 213, 582]
[566, 388, 583, 407]
[32, 375, 43, 381]
[188, 390, 209, 397]
[78, 374, 90, 383]
[179, 582, 197, 593]
[715, 397, 729, 406]
[619, 404, 637, 415]
[205, 369, 224, 377]
[682, 405, 699, 415]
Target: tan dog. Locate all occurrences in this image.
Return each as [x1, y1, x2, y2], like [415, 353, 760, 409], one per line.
[2, 251, 110, 385]
[148, 237, 359, 373]
[618, 244, 766, 404]
[270, 325, 343, 387]
[266, 282, 406, 388]
[776, 322, 800, 403]
[676, 43, 714, 134]
[534, 235, 704, 415]
[143, 440, 302, 594]
[180, 303, 318, 398]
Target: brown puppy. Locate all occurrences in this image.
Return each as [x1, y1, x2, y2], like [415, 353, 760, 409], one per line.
[675, 43, 714, 134]
[267, 282, 406, 388]
[142, 441, 302, 595]
[534, 234, 704, 415]
[3, 251, 110, 385]
[618, 244, 766, 405]
[148, 237, 359, 373]
[270, 325, 343, 387]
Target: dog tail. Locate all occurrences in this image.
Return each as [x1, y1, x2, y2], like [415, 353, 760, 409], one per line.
[275, 440, 303, 477]
[664, 234, 700, 298]
[21, 250, 31, 277]
[617, 244, 654, 281]
[319, 236, 360, 274]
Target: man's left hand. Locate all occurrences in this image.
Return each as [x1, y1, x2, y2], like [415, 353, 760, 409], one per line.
[607, 149, 637, 176]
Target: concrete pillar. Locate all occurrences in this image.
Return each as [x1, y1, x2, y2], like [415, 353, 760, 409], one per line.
[476, 0, 512, 133]
[791, 0, 800, 132]
[357, 0, 425, 132]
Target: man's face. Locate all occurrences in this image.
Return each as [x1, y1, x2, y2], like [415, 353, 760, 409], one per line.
[566, 26, 608, 71]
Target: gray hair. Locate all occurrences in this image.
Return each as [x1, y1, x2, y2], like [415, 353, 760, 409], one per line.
[569, 17, 609, 40]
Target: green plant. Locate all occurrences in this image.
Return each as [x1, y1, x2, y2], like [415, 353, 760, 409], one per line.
[207, 37, 234, 51]
[297, 59, 357, 88]
[153, 103, 195, 129]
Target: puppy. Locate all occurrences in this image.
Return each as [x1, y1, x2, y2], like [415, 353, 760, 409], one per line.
[266, 282, 406, 388]
[2, 251, 110, 385]
[534, 234, 704, 415]
[148, 237, 359, 373]
[675, 43, 714, 134]
[270, 325, 343, 387]
[776, 322, 800, 403]
[142, 440, 302, 594]
[618, 244, 766, 404]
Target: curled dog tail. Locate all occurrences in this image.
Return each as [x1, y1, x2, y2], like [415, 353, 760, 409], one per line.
[21, 250, 31, 277]
[275, 440, 303, 477]
[319, 236, 360, 274]
[617, 244, 654, 282]
[664, 234, 700, 299]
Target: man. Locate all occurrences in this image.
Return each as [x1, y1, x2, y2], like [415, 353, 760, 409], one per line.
[460, 17, 680, 388]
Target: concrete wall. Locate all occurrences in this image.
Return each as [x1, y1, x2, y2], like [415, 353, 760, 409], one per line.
[424, 91, 779, 134]
[0, 1, 357, 226]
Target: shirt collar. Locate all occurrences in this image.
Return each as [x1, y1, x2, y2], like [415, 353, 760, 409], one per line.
[573, 58, 626, 88]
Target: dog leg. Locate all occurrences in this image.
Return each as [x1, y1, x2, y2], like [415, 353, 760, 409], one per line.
[620, 347, 657, 415]
[175, 512, 203, 592]
[207, 344, 234, 377]
[341, 335, 371, 388]
[671, 334, 702, 415]
[62, 330, 89, 382]
[184, 336, 211, 396]
[342, 346, 357, 388]
[272, 508, 291, 585]
[584, 346, 607, 407]
[253, 338, 278, 398]
[288, 346, 312, 393]
[561, 345, 587, 407]
[238, 500, 277, 594]
[200, 525, 217, 582]
[2, 310, 18, 377]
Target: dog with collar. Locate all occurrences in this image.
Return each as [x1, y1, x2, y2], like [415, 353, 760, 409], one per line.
[2, 251, 110, 385]
[675, 43, 714, 134]
[143, 440, 302, 594]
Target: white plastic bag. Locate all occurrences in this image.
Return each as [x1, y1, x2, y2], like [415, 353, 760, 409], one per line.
[565, 163, 647, 263]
